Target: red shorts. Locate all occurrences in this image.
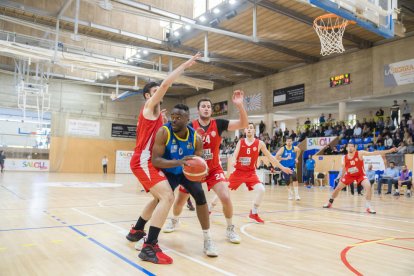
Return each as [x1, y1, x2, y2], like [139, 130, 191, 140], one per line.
[340, 174, 368, 185]
[130, 151, 167, 192]
[228, 170, 261, 191]
[179, 166, 227, 193]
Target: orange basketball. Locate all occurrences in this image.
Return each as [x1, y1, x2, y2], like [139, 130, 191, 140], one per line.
[183, 156, 208, 182]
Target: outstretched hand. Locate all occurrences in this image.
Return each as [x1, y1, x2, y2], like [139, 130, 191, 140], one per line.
[281, 166, 293, 175]
[232, 90, 244, 106]
[183, 53, 201, 69]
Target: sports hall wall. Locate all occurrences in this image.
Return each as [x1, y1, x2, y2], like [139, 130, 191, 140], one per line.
[185, 36, 414, 129]
[0, 73, 177, 173]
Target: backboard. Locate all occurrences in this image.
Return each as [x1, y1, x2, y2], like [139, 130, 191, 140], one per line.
[302, 0, 399, 38]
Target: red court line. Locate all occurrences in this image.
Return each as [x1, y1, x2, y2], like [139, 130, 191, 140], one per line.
[340, 246, 363, 276]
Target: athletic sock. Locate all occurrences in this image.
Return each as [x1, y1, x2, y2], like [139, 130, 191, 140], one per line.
[365, 201, 371, 209]
[203, 229, 211, 240]
[134, 217, 147, 231]
[294, 186, 299, 195]
[225, 218, 233, 227]
[146, 226, 161, 244]
[395, 189, 399, 193]
[173, 216, 179, 221]
[252, 206, 258, 214]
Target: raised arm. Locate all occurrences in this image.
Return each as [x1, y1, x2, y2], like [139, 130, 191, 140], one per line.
[227, 90, 249, 131]
[151, 127, 189, 169]
[358, 147, 396, 158]
[145, 53, 201, 112]
[259, 141, 292, 174]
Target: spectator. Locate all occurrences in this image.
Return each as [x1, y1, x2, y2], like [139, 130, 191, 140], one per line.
[384, 135, 393, 149]
[345, 125, 353, 139]
[375, 107, 384, 120]
[0, 151, 5, 173]
[327, 113, 334, 123]
[394, 164, 412, 197]
[377, 161, 399, 195]
[402, 100, 411, 121]
[353, 124, 362, 137]
[324, 126, 333, 136]
[274, 121, 280, 135]
[290, 130, 297, 140]
[304, 118, 311, 130]
[376, 141, 385, 150]
[259, 120, 265, 134]
[305, 155, 315, 188]
[324, 145, 333, 155]
[403, 131, 413, 145]
[391, 100, 400, 127]
[319, 113, 325, 125]
[407, 115, 413, 132]
[397, 142, 408, 154]
[102, 156, 108, 174]
[350, 180, 363, 196]
[385, 117, 394, 129]
[365, 164, 376, 185]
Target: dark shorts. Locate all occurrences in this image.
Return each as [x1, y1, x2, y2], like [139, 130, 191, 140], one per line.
[282, 168, 297, 184]
[164, 172, 201, 191]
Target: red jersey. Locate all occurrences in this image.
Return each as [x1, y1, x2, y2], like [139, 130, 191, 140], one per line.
[234, 138, 260, 172]
[192, 119, 222, 170]
[134, 109, 163, 153]
[343, 151, 365, 176]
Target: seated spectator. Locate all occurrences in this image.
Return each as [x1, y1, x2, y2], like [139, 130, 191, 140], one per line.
[324, 126, 333, 136]
[394, 164, 412, 197]
[376, 117, 385, 131]
[345, 125, 353, 139]
[353, 123, 362, 137]
[304, 118, 311, 130]
[397, 142, 408, 154]
[362, 125, 371, 137]
[393, 133, 402, 147]
[403, 131, 413, 145]
[377, 161, 399, 195]
[376, 141, 385, 150]
[324, 145, 333, 155]
[384, 135, 393, 149]
[407, 115, 413, 132]
[375, 107, 384, 120]
[365, 164, 376, 185]
[385, 116, 394, 129]
[327, 113, 334, 124]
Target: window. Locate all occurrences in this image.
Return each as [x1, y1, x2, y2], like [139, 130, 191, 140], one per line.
[348, 114, 356, 126]
[193, 0, 224, 18]
[280, 122, 286, 131]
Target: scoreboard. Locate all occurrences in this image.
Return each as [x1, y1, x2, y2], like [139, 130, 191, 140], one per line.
[330, 73, 351, 87]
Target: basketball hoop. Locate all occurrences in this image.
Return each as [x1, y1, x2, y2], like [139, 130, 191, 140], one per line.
[313, 14, 353, 56]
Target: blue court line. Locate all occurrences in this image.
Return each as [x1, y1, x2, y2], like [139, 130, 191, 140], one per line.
[68, 226, 155, 276]
[0, 185, 26, 200]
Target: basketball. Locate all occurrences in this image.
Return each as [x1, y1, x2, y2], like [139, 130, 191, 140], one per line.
[183, 156, 208, 182]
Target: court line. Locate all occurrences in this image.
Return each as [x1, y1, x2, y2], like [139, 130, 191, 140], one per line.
[72, 207, 236, 276]
[0, 185, 25, 200]
[326, 209, 414, 224]
[68, 226, 155, 276]
[240, 223, 292, 249]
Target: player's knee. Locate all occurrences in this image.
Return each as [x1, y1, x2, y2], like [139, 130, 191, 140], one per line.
[159, 191, 174, 206]
[193, 189, 207, 205]
[254, 183, 265, 192]
[219, 193, 231, 206]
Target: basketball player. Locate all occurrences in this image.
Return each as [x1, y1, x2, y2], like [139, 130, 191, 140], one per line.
[126, 53, 200, 265]
[276, 137, 302, 200]
[151, 103, 218, 257]
[210, 123, 293, 223]
[323, 143, 396, 213]
[164, 91, 248, 244]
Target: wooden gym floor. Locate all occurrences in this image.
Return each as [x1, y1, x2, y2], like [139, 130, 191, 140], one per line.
[0, 172, 413, 275]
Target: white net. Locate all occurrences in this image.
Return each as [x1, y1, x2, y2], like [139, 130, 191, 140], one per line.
[313, 14, 350, 56]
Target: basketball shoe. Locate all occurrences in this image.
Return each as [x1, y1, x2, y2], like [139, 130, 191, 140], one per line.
[138, 240, 173, 264]
[203, 239, 219, 257]
[163, 218, 179, 233]
[366, 208, 376, 214]
[226, 225, 241, 244]
[126, 225, 146, 242]
[249, 211, 264, 223]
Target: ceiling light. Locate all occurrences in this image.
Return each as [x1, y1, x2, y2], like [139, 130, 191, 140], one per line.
[199, 15, 207, 22]
[173, 31, 180, 37]
[104, 72, 109, 78]
[213, 8, 220, 14]
[135, 54, 142, 59]
[98, 75, 104, 80]
[143, 50, 149, 55]
[184, 24, 191, 30]
[110, 69, 114, 73]
[229, 0, 237, 4]
[128, 58, 133, 62]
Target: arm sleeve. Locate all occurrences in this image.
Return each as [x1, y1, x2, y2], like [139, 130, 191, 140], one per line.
[216, 119, 230, 136]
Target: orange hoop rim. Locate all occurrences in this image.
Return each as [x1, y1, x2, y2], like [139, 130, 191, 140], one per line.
[313, 13, 356, 30]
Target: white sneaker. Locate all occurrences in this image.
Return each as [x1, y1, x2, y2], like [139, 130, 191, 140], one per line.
[288, 191, 294, 200]
[203, 239, 218, 257]
[226, 225, 241, 244]
[295, 194, 301, 201]
[134, 239, 144, 251]
[163, 218, 179, 233]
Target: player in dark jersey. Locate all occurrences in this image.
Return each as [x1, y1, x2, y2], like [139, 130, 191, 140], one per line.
[276, 137, 302, 200]
[323, 143, 396, 214]
[163, 91, 248, 244]
[126, 53, 200, 265]
[148, 104, 218, 258]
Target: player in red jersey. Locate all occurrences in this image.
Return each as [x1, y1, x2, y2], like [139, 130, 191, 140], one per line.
[125, 53, 200, 265]
[210, 123, 292, 223]
[323, 142, 396, 214]
[163, 91, 248, 244]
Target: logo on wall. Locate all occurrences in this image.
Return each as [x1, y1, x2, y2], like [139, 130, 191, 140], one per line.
[384, 58, 414, 87]
[244, 93, 262, 111]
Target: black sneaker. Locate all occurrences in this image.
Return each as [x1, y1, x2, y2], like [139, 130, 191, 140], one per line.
[187, 200, 195, 211]
[138, 240, 173, 264]
[393, 192, 400, 197]
[126, 225, 146, 242]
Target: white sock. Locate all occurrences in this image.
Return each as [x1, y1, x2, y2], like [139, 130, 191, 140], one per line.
[294, 187, 299, 195]
[365, 201, 371, 208]
[395, 189, 399, 193]
[288, 187, 293, 194]
[203, 229, 211, 240]
[252, 205, 258, 214]
[173, 216, 179, 221]
[226, 218, 233, 227]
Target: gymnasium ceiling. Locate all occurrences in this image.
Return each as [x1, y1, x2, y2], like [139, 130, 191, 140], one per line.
[0, 0, 413, 98]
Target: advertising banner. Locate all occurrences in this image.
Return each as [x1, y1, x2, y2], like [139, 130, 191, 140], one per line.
[384, 58, 414, 87]
[4, 159, 49, 171]
[115, 150, 134, 173]
[67, 119, 100, 137]
[306, 136, 336, 150]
